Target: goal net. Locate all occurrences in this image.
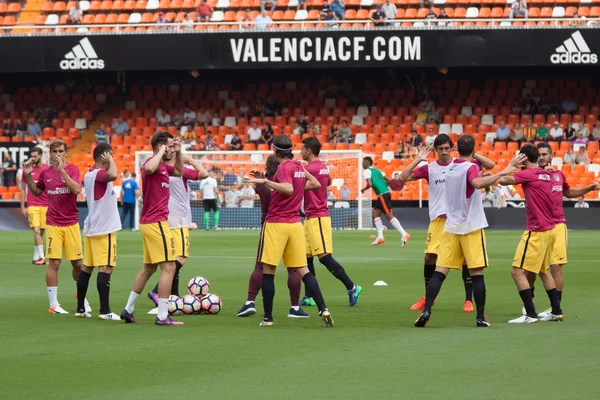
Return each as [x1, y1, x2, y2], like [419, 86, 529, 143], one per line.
[134, 150, 371, 230]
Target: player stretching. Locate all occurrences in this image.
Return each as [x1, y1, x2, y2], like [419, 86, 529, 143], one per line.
[76, 144, 121, 320]
[499, 145, 566, 323]
[361, 157, 409, 246]
[147, 154, 209, 313]
[236, 155, 307, 319]
[244, 135, 334, 327]
[401, 135, 495, 313]
[300, 137, 362, 307]
[531, 143, 599, 316]
[120, 131, 184, 326]
[23, 139, 90, 315]
[414, 135, 522, 327]
[20, 147, 49, 265]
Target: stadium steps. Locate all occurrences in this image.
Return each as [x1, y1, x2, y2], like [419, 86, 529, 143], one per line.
[10, 0, 42, 33]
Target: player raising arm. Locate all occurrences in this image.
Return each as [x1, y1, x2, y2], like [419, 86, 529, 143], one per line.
[361, 156, 409, 247]
[244, 135, 334, 328]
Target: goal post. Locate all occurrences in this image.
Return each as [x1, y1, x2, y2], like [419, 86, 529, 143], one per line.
[133, 150, 372, 230]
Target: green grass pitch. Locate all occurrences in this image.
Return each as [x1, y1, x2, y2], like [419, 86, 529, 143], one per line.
[1, 229, 599, 399]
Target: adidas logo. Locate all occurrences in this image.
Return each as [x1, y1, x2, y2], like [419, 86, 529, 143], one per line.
[551, 31, 597, 64]
[60, 37, 105, 70]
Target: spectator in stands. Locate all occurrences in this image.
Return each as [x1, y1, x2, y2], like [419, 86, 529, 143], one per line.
[156, 12, 169, 29]
[173, 110, 184, 127]
[341, 183, 350, 201]
[68, 5, 82, 24]
[2, 119, 15, 138]
[495, 121, 510, 143]
[327, 123, 340, 143]
[330, 0, 345, 20]
[205, 131, 218, 151]
[420, 95, 435, 113]
[327, 188, 337, 201]
[224, 168, 238, 189]
[229, 131, 243, 151]
[181, 13, 194, 30]
[239, 183, 256, 208]
[254, 98, 265, 116]
[482, 187, 495, 208]
[371, 5, 387, 27]
[427, 107, 441, 124]
[536, 124, 549, 142]
[14, 120, 26, 138]
[576, 146, 590, 166]
[2, 153, 17, 187]
[211, 114, 221, 127]
[197, 107, 212, 127]
[111, 117, 129, 136]
[95, 123, 108, 144]
[549, 121, 564, 144]
[183, 126, 197, 142]
[297, 0, 307, 11]
[255, 10, 273, 29]
[26, 117, 41, 139]
[320, 4, 331, 19]
[509, 0, 528, 19]
[381, 0, 397, 25]
[238, 101, 251, 118]
[247, 121, 262, 145]
[260, 122, 274, 147]
[565, 121, 576, 141]
[197, 0, 214, 22]
[324, 9, 340, 27]
[307, 120, 320, 136]
[523, 121, 536, 142]
[537, 97, 551, 115]
[409, 130, 423, 148]
[564, 147, 576, 165]
[337, 120, 352, 145]
[239, 9, 254, 29]
[183, 107, 196, 127]
[510, 122, 524, 145]
[425, 128, 437, 146]
[157, 109, 172, 126]
[264, 97, 280, 116]
[415, 105, 428, 126]
[121, 170, 140, 230]
[225, 188, 241, 208]
[574, 196, 589, 208]
[592, 120, 600, 141]
[511, 99, 523, 116]
[425, 6, 437, 21]
[294, 115, 308, 134]
[562, 98, 578, 114]
[522, 94, 537, 114]
[438, 8, 449, 23]
[576, 124, 590, 142]
[394, 141, 408, 159]
[261, 0, 276, 12]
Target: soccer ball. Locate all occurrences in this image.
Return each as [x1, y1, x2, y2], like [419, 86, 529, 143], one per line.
[189, 222, 198, 230]
[188, 276, 210, 297]
[168, 295, 183, 316]
[200, 294, 222, 315]
[181, 294, 202, 315]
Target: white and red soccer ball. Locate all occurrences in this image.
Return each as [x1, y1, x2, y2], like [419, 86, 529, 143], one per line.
[181, 294, 202, 315]
[188, 276, 210, 297]
[168, 295, 184, 315]
[200, 294, 222, 315]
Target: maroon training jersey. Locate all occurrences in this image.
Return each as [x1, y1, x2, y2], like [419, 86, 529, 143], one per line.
[550, 170, 569, 225]
[255, 179, 272, 225]
[303, 159, 330, 219]
[265, 160, 305, 223]
[22, 163, 49, 206]
[36, 164, 80, 226]
[182, 167, 200, 187]
[140, 160, 175, 224]
[513, 168, 555, 232]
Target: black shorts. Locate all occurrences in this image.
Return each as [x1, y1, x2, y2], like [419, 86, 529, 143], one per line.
[203, 199, 218, 212]
[373, 192, 393, 214]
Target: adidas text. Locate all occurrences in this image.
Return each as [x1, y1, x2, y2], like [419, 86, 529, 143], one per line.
[550, 53, 597, 64]
[60, 37, 105, 70]
[60, 59, 105, 70]
[551, 31, 597, 65]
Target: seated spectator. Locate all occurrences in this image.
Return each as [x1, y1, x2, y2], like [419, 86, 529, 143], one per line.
[510, 122, 524, 145]
[197, 0, 214, 22]
[157, 109, 172, 126]
[511, 100, 523, 116]
[205, 132, 218, 150]
[537, 96, 551, 115]
[225, 188, 241, 208]
[495, 121, 510, 142]
[264, 97, 280, 116]
[68, 6, 82, 24]
[337, 120, 352, 144]
[327, 123, 339, 142]
[239, 183, 256, 208]
[228, 132, 243, 150]
[211, 114, 221, 127]
[437, 9, 449, 24]
[564, 121, 576, 141]
[425, 128, 437, 146]
[522, 94, 537, 114]
[2, 119, 15, 138]
[181, 13, 194, 30]
[523, 121, 536, 142]
[562, 97, 578, 114]
[425, 6, 437, 20]
[509, 0, 528, 19]
[260, 123, 274, 147]
[576, 124, 590, 142]
[183, 126, 197, 142]
[341, 183, 350, 201]
[14, 120, 26, 138]
[182, 107, 196, 127]
[26, 117, 41, 138]
[297, 0, 307, 11]
[381, 0, 397, 25]
[294, 115, 308, 134]
[549, 121, 564, 144]
[255, 10, 273, 29]
[324, 9, 339, 27]
[320, 5, 331, 19]
[172, 109, 184, 126]
[394, 141, 408, 159]
[196, 107, 212, 127]
[327, 188, 337, 201]
[247, 121, 262, 144]
[156, 11, 169, 29]
[371, 5, 387, 27]
[254, 98, 265, 116]
[592, 120, 600, 141]
[261, 0, 276, 12]
[576, 146, 590, 166]
[239, 9, 254, 29]
[111, 117, 129, 136]
[415, 105, 428, 125]
[482, 187, 495, 208]
[95, 123, 109, 144]
[536, 124, 549, 142]
[563, 147, 576, 165]
[223, 168, 238, 188]
[330, 0, 345, 20]
[408, 130, 423, 148]
[574, 196, 589, 208]
[427, 107, 441, 124]
[307, 120, 320, 136]
[238, 101, 251, 118]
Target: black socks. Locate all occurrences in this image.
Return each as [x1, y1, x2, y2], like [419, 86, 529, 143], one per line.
[319, 254, 354, 291]
[262, 273, 275, 321]
[97, 272, 111, 314]
[424, 264, 436, 292]
[305, 256, 315, 298]
[462, 264, 473, 302]
[302, 273, 327, 313]
[76, 270, 92, 313]
[424, 271, 446, 313]
[519, 289, 537, 318]
[471, 275, 486, 320]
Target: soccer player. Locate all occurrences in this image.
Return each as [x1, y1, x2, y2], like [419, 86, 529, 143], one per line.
[120, 169, 140, 231]
[147, 153, 209, 312]
[498, 144, 563, 323]
[201, 170, 220, 230]
[120, 131, 184, 326]
[299, 137, 363, 307]
[400, 135, 495, 313]
[361, 156, 409, 246]
[23, 139, 89, 315]
[237, 155, 307, 319]
[244, 135, 334, 327]
[20, 147, 49, 265]
[414, 135, 523, 328]
[532, 143, 599, 316]
[76, 143, 121, 320]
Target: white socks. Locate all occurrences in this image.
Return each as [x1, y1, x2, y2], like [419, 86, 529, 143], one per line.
[158, 298, 169, 320]
[374, 217, 384, 239]
[36, 245, 44, 259]
[291, 305, 299, 311]
[125, 291, 139, 314]
[390, 217, 407, 237]
[33, 246, 38, 260]
[47, 286, 58, 307]
[245, 301, 254, 305]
